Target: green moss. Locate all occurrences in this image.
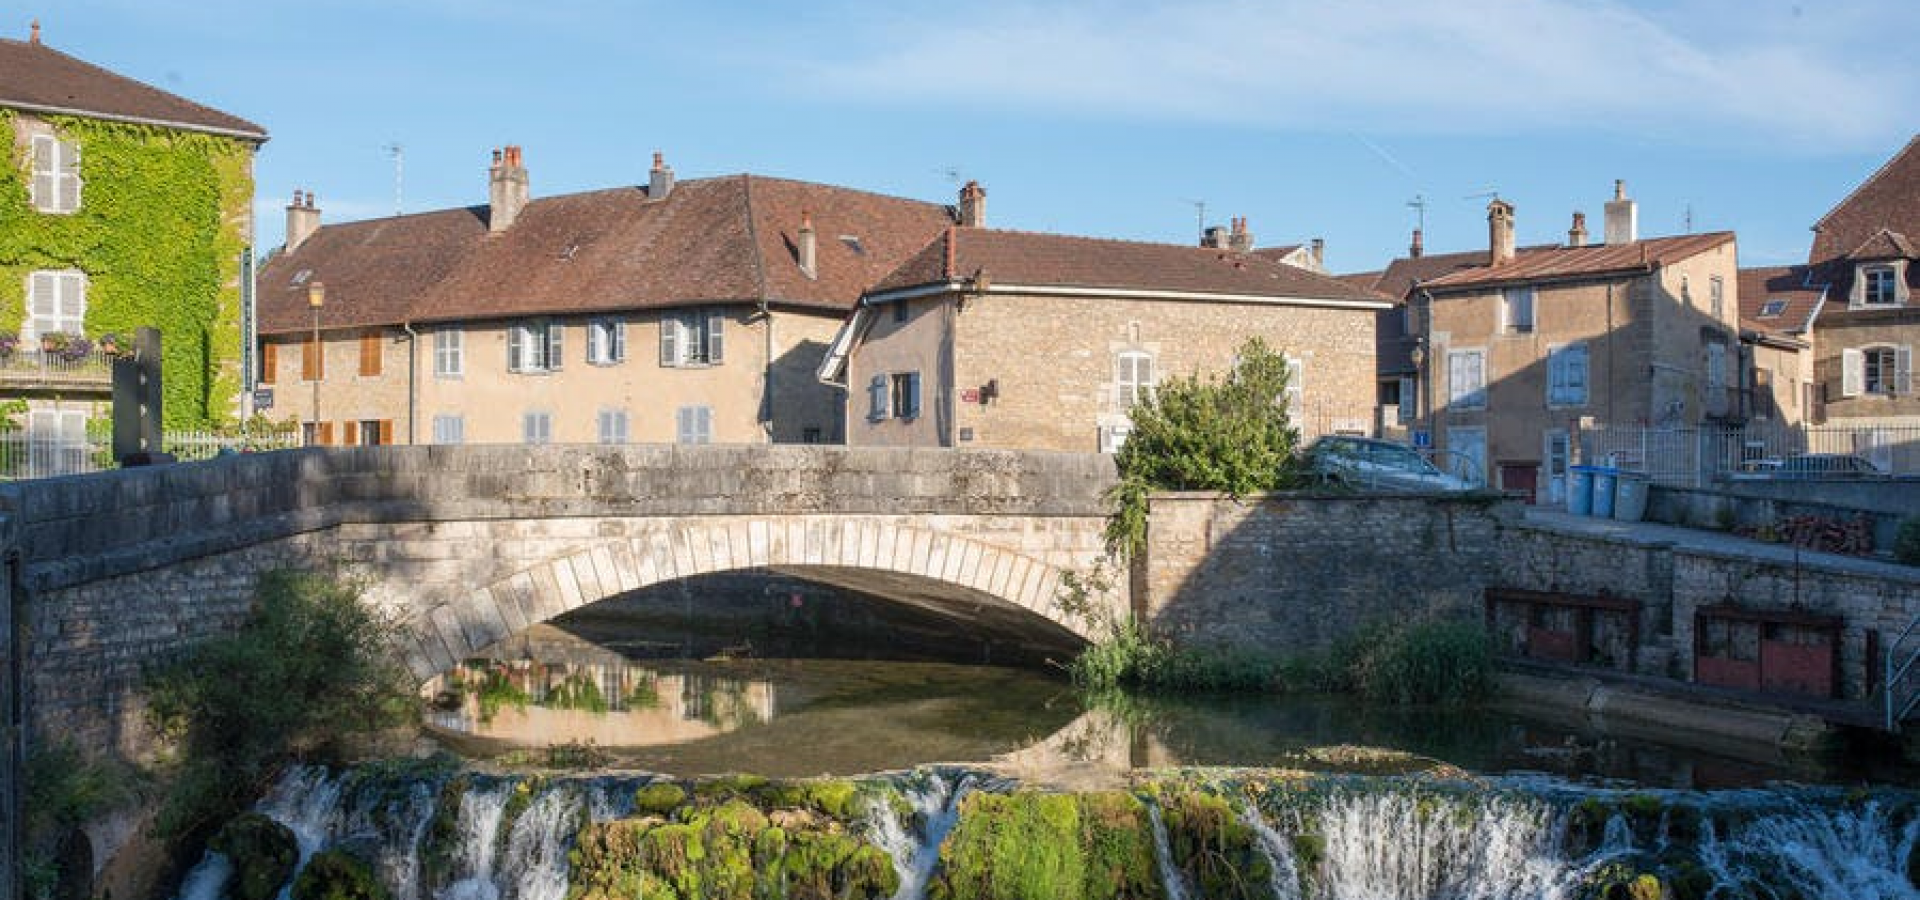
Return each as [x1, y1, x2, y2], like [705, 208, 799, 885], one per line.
[291, 849, 390, 900]
[420, 775, 468, 891]
[928, 790, 1167, 900]
[207, 812, 298, 900]
[634, 782, 688, 817]
[1157, 788, 1270, 899]
[696, 775, 770, 803]
[0, 110, 254, 427]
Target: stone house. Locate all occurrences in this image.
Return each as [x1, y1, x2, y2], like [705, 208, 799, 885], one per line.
[1803, 134, 1917, 430]
[1416, 184, 1741, 501]
[818, 195, 1388, 452]
[0, 22, 266, 459]
[1734, 265, 1820, 426]
[254, 149, 953, 446]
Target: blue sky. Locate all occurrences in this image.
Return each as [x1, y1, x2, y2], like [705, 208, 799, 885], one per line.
[26, 0, 1918, 270]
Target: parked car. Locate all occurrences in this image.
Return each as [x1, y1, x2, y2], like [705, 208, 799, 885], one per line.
[1303, 436, 1475, 492]
[1765, 453, 1887, 479]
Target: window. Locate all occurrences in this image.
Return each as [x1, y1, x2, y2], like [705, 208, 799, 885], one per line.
[434, 329, 464, 377]
[522, 411, 552, 445]
[676, 406, 712, 444]
[867, 374, 889, 421]
[1098, 423, 1132, 454]
[1863, 266, 1898, 305]
[1114, 351, 1155, 410]
[302, 337, 324, 381]
[893, 301, 909, 324]
[1448, 349, 1486, 409]
[25, 270, 86, 340]
[352, 419, 386, 446]
[598, 408, 630, 444]
[1758, 299, 1788, 318]
[259, 343, 278, 385]
[432, 414, 465, 444]
[1284, 354, 1306, 419]
[1855, 346, 1909, 395]
[1501, 287, 1534, 334]
[1548, 343, 1589, 406]
[1706, 342, 1728, 391]
[588, 318, 627, 365]
[30, 134, 81, 213]
[660, 310, 724, 366]
[890, 372, 922, 420]
[1709, 276, 1725, 320]
[358, 334, 383, 377]
[508, 320, 562, 373]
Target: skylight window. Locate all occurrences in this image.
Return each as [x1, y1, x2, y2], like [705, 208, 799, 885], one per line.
[839, 235, 865, 255]
[291, 269, 313, 285]
[1758, 299, 1788, 318]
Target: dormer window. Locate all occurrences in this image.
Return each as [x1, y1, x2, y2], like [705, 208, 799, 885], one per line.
[1863, 265, 1898, 305]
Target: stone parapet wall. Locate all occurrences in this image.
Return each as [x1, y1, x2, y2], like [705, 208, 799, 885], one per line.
[1140, 492, 1517, 650]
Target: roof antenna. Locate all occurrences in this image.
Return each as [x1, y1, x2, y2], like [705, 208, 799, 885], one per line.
[383, 142, 404, 216]
[1406, 193, 1427, 232]
[1463, 188, 1499, 202]
[1182, 198, 1207, 243]
[1683, 202, 1694, 234]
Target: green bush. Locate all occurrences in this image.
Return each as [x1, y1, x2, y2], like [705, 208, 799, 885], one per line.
[143, 570, 416, 843]
[1351, 620, 1496, 705]
[1067, 619, 1281, 693]
[1896, 517, 1920, 566]
[21, 741, 137, 900]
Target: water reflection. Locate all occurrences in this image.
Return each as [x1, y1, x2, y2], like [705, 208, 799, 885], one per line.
[426, 659, 777, 751]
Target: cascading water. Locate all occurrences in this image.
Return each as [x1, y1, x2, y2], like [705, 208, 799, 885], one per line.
[1242, 807, 1304, 900]
[494, 786, 582, 900]
[439, 780, 512, 900]
[1309, 789, 1565, 900]
[1144, 800, 1191, 900]
[867, 771, 975, 900]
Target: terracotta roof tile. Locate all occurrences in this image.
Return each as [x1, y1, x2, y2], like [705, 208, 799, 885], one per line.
[1419, 232, 1735, 291]
[1812, 134, 1920, 265]
[868, 228, 1385, 303]
[257, 174, 954, 335]
[1736, 265, 1825, 335]
[0, 37, 264, 138]
[1845, 228, 1917, 261]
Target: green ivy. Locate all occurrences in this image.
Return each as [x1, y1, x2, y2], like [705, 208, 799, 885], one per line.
[0, 109, 254, 426]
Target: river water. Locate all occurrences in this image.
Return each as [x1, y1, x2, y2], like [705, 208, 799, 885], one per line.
[176, 625, 1920, 899]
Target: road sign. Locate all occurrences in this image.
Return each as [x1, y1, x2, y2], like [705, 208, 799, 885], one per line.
[1412, 429, 1431, 448]
[253, 388, 274, 410]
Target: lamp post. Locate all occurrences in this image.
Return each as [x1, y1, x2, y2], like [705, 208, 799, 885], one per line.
[308, 281, 324, 445]
[1408, 338, 1427, 447]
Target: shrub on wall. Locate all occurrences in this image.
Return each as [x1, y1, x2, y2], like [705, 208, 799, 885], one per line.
[0, 109, 253, 426]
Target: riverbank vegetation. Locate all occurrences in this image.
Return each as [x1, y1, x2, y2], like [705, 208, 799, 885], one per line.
[142, 569, 416, 845]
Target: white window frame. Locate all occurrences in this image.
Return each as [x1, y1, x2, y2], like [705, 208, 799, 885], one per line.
[30, 134, 82, 214]
[1114, 350, 1155, 410]
[1860, 344, 1910, 396]
[1284, 354, 1306, 420]
[522, 410, 553, 445]
[1447, 348, 1487, 410]
[1547, 342, 1589, 407]
[1709, 276, 1725, 320]
[508, 320, 562, 373]
[676, 405, 713, 444]
[661, 309, 724, 367]
[587, 317, 627, 365]
[433, 328, 464, 377]
[598, 408, 630, 444]
[431, 414, 465, 444]
[25, 270, 87, 341]
[1500, 287, 1534, 335]
[1862, 265, 1899, 306]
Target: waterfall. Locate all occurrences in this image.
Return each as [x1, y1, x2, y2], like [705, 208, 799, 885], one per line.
[438, 780, 512, 900]
[173, 852, 233, 900]
[1310, 788, 1567, 900]
[259, 766, 347, 867]
[1701, 797, 1920, 900]
[496, 786, 582, 900]
[869, 772, 974, 900]
[1144, 800, 1191, 900]
[1241, 806, 1303, 900]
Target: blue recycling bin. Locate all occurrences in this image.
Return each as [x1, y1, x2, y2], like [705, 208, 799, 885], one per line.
[1612, 471, 1650, 522]
[1566, 466, 1595, 516]
[1590, 467, 1619, 518]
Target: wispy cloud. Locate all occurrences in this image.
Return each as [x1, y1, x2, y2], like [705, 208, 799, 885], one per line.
[784, 0, 1912, 150]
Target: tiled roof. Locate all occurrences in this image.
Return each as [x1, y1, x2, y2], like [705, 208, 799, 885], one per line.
[1736, 265, 1825, 335]
[1845, 228, 1916, 261]
[257, 174, 954, 335]
[1811, 134, 1919, 265]
[1248, 244, 1304, 262]
[867, 228, 1386, 304]
[0, 37, 265, 138]
[1419, 232, 1735, 291]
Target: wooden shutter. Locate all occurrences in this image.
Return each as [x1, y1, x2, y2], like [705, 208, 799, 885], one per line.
[260, 343, 277, 385]
[904, 372, 922, 419]
[303, 338, 322, 380]
[317, 422, 334, 445]
[613, 321, 627, 362]
[344, 421, 359, 446]
[30, 135, 55, 210]
[57, 140, 80, 212]
[1568, 344, 1588, 403]
[676, 407, 692, 443]
[1897, 346, 1914, 396]
[545, 322, 562, 371]
[378, 419, 394, 445]
[359, 334, 382, 376]
[868, 374, 889, 420]
[26, 272, 49, 340]
[707, 313, 725, 364]
[660, 315, 679, 366]
[587, 321, 604, 362]
[1841, 348, 1864, 398]
[507, 325, 524, 371]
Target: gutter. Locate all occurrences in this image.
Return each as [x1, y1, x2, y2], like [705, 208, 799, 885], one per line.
[863, 280, 1391, 311]
[401, 321, 419, 445]
[0, 98, 268, 142]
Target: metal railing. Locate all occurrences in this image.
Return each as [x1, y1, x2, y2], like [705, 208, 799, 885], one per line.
[1886, 617, 1920, 731]
[0, 348, 114, 387]
[0, 428, 302, 481]
[1583, 422, 1920, 487]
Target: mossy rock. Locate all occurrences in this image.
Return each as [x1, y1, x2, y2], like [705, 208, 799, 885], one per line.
[208, 813, 299, 900]
[1580, 860, 1667, 900]
[1157, 788, 1272, 899]
[634, 782, 688, 817]
[290, 850, 390, 900]
[929, 790, 1165, 900]
[695, 774, 770, 803]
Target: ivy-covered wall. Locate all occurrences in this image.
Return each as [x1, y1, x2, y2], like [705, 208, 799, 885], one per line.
[0, 109, 255, 427]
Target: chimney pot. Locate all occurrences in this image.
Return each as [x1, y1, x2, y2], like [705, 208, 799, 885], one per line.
[1227, 217, 1255, 253]
[649, 151, 675, 201]
[286, 189, 322, 252]
[1410, 228, 1424, 259]
[1568, 211, 1589, 247]
[1487, 198, 1516, 265]
[488, 143, 531, 233]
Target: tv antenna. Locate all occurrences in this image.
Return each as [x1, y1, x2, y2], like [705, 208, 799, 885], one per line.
[937, 166, 966, 186]
[383, 142, 404, 216]
[1463, 188, 1499, 202]
[1181, 198, 1206, 243]
[1406, 193, 1427, 232]
[1683, 202, 1695, 234]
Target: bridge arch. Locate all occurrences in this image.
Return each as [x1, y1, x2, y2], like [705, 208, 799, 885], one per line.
[397, 516, 1096, 680]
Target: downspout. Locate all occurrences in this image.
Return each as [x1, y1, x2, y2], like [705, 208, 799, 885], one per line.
[401, 322, 419, 445]
[761, 297, 774, 442]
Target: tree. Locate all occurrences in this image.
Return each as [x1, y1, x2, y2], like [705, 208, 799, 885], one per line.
[1106, 337, 1301, 555]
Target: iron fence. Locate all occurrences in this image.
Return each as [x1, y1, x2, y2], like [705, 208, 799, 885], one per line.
[1581, 422, 1920, 488]
[0, 428, 302, 481]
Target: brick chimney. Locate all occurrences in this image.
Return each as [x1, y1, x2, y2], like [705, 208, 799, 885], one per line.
[649, 151, 675, 201]
[797, 210, 817, 278]
[958, 180, 986, 228]
[1487, 198, 1516, 265]
[1201, 225, 1229, 249]
[285, 189, 320, 252]
[1568, 211, 1589, 247]
[1227, 217, 1254, 252]
[488, 145, 530, 233]
[1604, 179, 1637, 245]
[1409, 228, 1424, 259]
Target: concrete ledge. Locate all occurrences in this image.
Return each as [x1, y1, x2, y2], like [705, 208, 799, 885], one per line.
[1495, 671, 1831, 762]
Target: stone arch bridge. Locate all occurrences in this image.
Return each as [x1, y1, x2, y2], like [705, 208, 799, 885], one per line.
[0, 445, 1122, 756]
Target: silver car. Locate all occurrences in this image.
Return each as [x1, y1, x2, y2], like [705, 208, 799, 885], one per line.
[1304, 436, 1475, 492]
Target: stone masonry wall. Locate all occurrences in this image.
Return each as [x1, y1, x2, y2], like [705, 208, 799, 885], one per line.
[1140, 492, 1517, 651]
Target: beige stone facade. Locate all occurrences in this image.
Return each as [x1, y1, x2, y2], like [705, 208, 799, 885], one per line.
[1813, 310, 1919, 427]
[843, 290, 1379, 451]
[260, 306, 847, 445]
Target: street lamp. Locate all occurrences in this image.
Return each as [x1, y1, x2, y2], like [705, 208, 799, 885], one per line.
[1408, 337, 1430, 451]
[308, 281, 324, 445]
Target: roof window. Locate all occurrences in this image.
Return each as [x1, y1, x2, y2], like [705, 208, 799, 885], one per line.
[291, 269, 313, 285]
[1758, 299, 1788, 318]
[839, 235, 865, 256]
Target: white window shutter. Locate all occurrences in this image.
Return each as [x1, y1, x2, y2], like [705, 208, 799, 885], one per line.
[546, 322, 562, 370]
[58, 140, 80, 212]
[868, 374, 889, 420]
[707, 313, 725, 364]
[1897, 346, 1914, 396]
[1842, 347, 1864, 398]
[587, 322, 603, 362]
[507, 326, 524, 371]
[31, 136, 54, 209]
[613, 321, 627, 361]
[698, 406, 712, 442]
[1569, 344, 1588, 403]
[25, 273, 48, 340]
[660, 316, 679, 366]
